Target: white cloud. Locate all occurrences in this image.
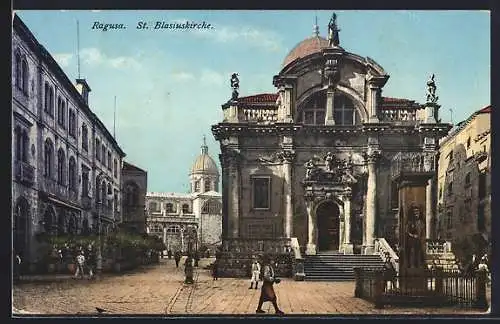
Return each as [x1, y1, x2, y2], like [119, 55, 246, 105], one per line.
[109, 56, 141, 69]
[200, 69, 226, 86]
[172, 18, 282, 52]
[53, 53, 73, 67]
[171, 71, 195, 82]
[80, 47, 141, 70]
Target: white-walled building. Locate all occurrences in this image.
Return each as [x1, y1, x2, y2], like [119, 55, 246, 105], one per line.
[145, 138, 222, 253]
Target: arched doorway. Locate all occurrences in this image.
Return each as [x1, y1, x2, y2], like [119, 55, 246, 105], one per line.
[316, 200, 340, 251]
[14, 197, 30, 259]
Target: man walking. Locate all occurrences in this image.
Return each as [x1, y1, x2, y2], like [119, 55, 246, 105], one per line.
[174, 251, 181, 268]
[249, 257, 261, 289]
[255, 254, 284, 315]
[74, 251, 86, 279]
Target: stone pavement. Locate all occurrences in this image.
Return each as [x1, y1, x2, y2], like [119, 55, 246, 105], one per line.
[13, 257, 490, 316]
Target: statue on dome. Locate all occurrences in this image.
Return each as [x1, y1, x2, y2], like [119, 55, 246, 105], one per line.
[328, 13, 340, 47]
[426, 74, 439, 103]
[230, 73, 239, 100]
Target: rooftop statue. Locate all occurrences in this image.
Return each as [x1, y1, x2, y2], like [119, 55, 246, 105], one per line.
[230, 73, 239, 100]
[328, 13, 340, 47]
[426, 74, 439, 103]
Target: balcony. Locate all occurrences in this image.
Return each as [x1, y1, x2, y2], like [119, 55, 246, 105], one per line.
[242, 107, 278, 123]
[15, 161, 35, 185]
[391, 152, 436, 181]
[474, 151, 488, 163]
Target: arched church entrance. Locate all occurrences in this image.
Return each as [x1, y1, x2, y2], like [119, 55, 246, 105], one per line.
[316, 200, 340, 251]
[14, 197, 30, 259]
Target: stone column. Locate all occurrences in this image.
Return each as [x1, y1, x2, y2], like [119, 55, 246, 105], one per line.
[163, 226, 167, 249]
[325, 89, 335, 125]
[368, 84, 380, 123]
[364, 150, 379, 254]
[343, 193, 353, 254]
[366, 75, 389, 123]
[281, 151, 295, 238]
[227, 150, 241, 238]
[305, 201, 316, 255]
[426, 179, 433, 240]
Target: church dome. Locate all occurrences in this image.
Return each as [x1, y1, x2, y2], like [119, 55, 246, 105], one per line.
[282, 35, 328, 68]
[190, 137, 219, 175]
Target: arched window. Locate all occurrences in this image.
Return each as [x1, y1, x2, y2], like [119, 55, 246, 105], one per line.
[69, 109, 76, 137]
[44, 139, 54, 178]
[204, 180, 211, 192]
[299, 92, 326, 125]
[107, 184, 112, 208]
[101, 145, 106, 166]
[194, 180, 200, 192]
[43, 207, 56, 234]
[44, 82, 50, 112]
[149, 201, 158, 212]
[57, 97, 66, 128]
[150, 224, 163, 234]
[113, 159, 118, 178]
[100, 181, 106, 204]
[95, 138, 101, 160]
[333, 94, 358, 125]
[82, 124, 88, 151]
[202, 199, 222, 214]
[15, 51, 21, 89]
[68, 157, 77, 191]
[182, 204, 190, 214]
[125, 181, 139, 206]
[21, 58, 29, 94]
[166, 225, 180, 233]
[57, 148, 65, 185]
[166, 203, 174, 213]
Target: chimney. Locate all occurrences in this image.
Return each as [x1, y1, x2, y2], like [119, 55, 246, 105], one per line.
[75, 79, 91, 105]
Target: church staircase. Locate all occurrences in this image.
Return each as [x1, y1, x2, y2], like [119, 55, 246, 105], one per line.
[303, 251, 385, 281]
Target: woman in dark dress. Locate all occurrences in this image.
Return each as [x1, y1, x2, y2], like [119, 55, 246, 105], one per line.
[255, 254, 284, 315]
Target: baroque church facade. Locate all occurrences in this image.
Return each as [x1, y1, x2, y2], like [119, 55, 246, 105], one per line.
[212, 15, 451, 260]
[145, 138, 222, 254]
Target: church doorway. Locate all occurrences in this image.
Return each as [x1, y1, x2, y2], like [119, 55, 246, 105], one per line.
[14, 197, 30, 260]
[316, 200, 340, 251]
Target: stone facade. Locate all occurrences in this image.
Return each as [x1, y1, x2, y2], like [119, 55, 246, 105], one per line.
[12, 14, 126, 271]
[211, 20, 451, 267]
[436, 106, 491, 261]
[145, 140, 222, 254]
[121, 161, 148, 234]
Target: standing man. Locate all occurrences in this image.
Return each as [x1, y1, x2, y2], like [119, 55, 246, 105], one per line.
[249, 257, 261, 289]
[174, 251, 181, 268]
[74, 251, 86, 279]
[255, 254, 284, 315]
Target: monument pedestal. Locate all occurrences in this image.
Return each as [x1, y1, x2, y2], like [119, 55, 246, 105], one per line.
[305, 243, 317, 255]
[343, 243, 354, 254]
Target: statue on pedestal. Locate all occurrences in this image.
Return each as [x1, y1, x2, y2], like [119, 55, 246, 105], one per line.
[426, 74, 439, 103]
[405, 204, 425, 269]
[230, 73, 239, 100]
[304, 159, 316, 179]
[324, 152, 335, 172]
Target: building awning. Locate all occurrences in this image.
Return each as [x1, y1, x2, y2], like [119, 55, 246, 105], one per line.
[46, 196, 82, 212]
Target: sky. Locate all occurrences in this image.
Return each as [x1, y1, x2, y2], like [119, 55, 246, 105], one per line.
[14, 10, 490, 193]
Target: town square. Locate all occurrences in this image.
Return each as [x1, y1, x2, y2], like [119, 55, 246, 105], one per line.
[11, 9, 491, 317]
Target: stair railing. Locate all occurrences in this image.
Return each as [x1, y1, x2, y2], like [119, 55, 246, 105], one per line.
[290, 237, 305, 280]
[374, 238, 399, 274]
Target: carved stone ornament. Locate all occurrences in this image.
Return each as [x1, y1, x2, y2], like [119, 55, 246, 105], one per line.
[426, 74, 439, 103]
[276, 150, 296, 163]
[222, 149, 241, 166]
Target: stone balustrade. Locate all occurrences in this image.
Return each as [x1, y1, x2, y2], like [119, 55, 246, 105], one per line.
[379, 109, 417, 122]
[374, 238, 399, 274]
[242, 107, 278, 123]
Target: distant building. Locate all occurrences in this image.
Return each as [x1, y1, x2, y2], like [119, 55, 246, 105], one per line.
[12, 14, 126, 271]
[436, 105, 491, 260]
[145, 138, 222, 253]
[121, 162, 148, 234]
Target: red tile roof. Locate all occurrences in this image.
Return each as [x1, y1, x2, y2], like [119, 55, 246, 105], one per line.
[237, 93, 279, 104]
[478, 105, 491, 114]
[380, 97, 422, 110]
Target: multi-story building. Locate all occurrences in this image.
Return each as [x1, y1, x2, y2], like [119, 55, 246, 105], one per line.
[436, 105, 491, 261]
[121, 161, 148, 234]
[211, 15, 452, 275]
[12, 14, 126, 271]
[145, 138, 222, 253]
